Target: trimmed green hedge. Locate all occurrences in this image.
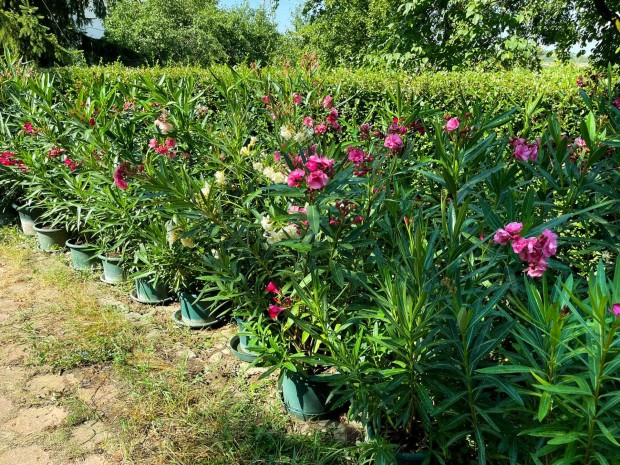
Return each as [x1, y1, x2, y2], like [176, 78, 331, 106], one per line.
[50, 63, 588, 131]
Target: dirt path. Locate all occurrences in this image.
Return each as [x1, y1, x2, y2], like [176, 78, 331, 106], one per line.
[0, 251, 115, 465]
[0, 231, 360, 465]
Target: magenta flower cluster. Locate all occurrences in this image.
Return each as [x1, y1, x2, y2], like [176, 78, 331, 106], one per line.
[346, 146, 374, 176]
[149, 138, 177, 158]
[265, 281, 292, 318]
[287, 153, 335, 191]
[494, 222, 558, 278]
[511, 138, 539, 162]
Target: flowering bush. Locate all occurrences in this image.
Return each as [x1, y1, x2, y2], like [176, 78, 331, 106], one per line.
[1, 52, 619, 464]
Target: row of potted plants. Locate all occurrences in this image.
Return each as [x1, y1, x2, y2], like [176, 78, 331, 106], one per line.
[1, 52, 620, 463]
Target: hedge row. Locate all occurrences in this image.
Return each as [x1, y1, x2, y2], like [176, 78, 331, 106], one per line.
[50, 64, 591, 131]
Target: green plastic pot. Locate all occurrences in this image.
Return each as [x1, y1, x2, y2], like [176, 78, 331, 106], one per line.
[135, 277, 170, 303]
[179, 291, 224, 325]
[394, 452, 428, 465]
[99, 255, 125, 284]
[234, 317, 260, 355]
[12, 204, 42, 236]
[0, 204, 16, 226]
[66, 240, 99, 270]
[366, 425, 429, 465]
[280, 369, 338, 421]
[33, 224, 68, 252]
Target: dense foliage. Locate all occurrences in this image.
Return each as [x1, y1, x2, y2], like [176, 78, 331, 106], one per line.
[48, 62, 587, 132]
[295, 0, 620, 69]
[1, 52, 619, 464]
[104, 0, 281, 66]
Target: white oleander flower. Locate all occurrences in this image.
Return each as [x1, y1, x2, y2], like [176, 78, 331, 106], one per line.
[280, 124, 295, 141]
[201, 181, 211, 198]
[215, 170, 225, 186]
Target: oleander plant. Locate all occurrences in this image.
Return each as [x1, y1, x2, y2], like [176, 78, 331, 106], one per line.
[1, 49, 619, 464]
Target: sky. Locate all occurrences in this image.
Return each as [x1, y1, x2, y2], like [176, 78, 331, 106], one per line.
[85, 0, 301, 39]
[219, 0, 302, 32]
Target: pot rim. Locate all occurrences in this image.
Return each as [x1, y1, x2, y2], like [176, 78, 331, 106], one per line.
[97, 254, 123, 262]
[65, 239, 93, 249]
[33, 223, 65, 233]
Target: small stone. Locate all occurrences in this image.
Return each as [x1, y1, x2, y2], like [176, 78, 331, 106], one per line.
[207, 352, 223, 364]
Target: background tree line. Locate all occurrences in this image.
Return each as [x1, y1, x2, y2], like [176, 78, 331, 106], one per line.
[1, 0, 620, 69]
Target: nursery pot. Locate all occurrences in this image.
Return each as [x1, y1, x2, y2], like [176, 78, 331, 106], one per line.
[99, 255, 125, 284]
[366, 425, 429, 465]
[66, 240, 99, 270]
[33, 223, 68, 252]
[280, 369, 338, 421]
[234, 317, 260, 355]
[179, 291, 224, 326]
[393, 452, 428, 465]
[12, 204, 42, 236]
[134, 277, 170, 303]
[0, 203, 16, 226]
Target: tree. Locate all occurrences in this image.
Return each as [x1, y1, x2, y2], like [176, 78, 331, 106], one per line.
[104, 0, 281, 66]
[295, 0, 620, 70]
[0, 0, 112, 65]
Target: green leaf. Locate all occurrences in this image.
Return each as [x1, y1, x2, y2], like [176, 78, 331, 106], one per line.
[307, 205, 320, 235]
[597, 420, 620, 447]
[547, 432, 583, 445]
[538, 392, 552, 422]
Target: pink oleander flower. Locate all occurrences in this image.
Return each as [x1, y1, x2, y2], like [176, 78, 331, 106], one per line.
[292, 93, 302, 105]
[148, 139, 158, 149]
[113, 163, 129, 190]
[305, 154, 334, 172]
[574, 137, 587, 148]
[538, 229, 558, 258]
[612, 303, 620, 317]
[303, 116, 314, 128]
[288, 205, 308, 215]
[306, 170, 329, 190]
[513, 237, 541, 262]
[514, 144, 531, 161]
[323, 95, 333, 109]
[444, 117, 460, 132]
[315, 123, 328, 135]
[525, 259, 548, 278]
[274, 151, 281, 162]
[384, 134, 403, 151]
[493, 222, 523, 244]
[347, 148, 367, 166]
[23, 122, 35, 135]
[64, 158, 77, 171]
[576, 76, 586, 88]
[268, 305, 285, 318]
[505, 222, 523, 236]
[89, 117, 96, 127]
[352, 215, 364, 224]
[262, 95, 270, 104]
[512, 138, 539, 162]
[287, 169, 306, 187]
[265, 281, 279, 293]
[165, 138, 176, 148]
[155, 145, 169, 155]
